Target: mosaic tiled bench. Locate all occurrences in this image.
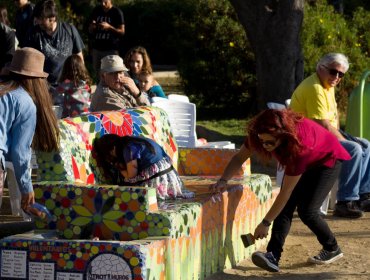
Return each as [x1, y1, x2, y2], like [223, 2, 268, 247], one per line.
[0, 107, 276, 280]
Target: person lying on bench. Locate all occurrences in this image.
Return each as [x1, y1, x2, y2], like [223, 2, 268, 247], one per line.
[93, 134, 194, 200]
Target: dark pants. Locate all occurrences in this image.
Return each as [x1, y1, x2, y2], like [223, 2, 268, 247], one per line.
[267, 161, 342, 262]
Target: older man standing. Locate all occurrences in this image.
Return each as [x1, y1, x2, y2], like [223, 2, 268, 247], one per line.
[290, 53, 370, 219]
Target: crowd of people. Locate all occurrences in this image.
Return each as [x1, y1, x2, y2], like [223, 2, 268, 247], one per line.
[0, 0, 167, 118]
[0, 0, 172, 217]
[0, 0, 368, 274]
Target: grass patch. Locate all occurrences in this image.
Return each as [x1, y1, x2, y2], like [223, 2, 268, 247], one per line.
[196, 119, 248, 147]
[197, 119, 247, 136]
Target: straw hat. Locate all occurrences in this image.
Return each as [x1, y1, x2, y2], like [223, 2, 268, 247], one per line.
[7, 47, 48, 78]
[100, 55, 128, 73]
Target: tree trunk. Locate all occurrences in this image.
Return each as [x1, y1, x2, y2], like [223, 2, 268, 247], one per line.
[230, 0, 304, 111]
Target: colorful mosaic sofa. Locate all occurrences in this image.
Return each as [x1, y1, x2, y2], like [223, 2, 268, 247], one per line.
[0, 107, 276, 280]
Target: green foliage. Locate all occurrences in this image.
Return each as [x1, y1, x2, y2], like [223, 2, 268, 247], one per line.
[120, 0, 190, 64]
[173, 0, 256, 116]
[302, 0, 370, 114]
[2, 0, 369, 119]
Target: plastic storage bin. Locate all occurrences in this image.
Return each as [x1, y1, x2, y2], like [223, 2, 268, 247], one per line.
[345, 70, 370, 140]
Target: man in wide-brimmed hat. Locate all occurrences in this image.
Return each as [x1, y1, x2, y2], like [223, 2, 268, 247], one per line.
[90, 55, 150, 112]
[0, 47, 59, 214]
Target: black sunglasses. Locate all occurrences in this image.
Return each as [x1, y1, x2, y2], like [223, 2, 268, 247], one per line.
[322, 65, 345, 78]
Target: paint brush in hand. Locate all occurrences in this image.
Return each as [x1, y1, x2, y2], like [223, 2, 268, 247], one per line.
[241, 233, 255, 248]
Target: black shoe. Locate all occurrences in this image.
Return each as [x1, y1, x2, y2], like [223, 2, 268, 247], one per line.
[333, 201, 363, 218]
[360, 192, 370, 200]
[308, 248, 343, 264]
[359, 194, 370, 211]
[252, 251, 280, 272]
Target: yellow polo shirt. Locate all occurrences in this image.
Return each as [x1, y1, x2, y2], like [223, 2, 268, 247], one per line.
[290, 73, 338, 128]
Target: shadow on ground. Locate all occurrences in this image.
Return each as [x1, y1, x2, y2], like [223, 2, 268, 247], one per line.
[207, 271, 343, 280]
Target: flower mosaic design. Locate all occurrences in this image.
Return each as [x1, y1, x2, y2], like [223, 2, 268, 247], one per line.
[70, 192, 124, 239]
[100, 111, 134, 136]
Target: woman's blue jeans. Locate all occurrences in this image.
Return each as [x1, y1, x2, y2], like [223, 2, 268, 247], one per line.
[338, 138, 370, 201]
[267, 161, 342, 262]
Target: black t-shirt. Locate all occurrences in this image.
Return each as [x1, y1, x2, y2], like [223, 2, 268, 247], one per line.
[89, 6, 124, 51]
[15, 2, 35, 47]
[0, 23, 15, 69]
[25, 21, 85, 85]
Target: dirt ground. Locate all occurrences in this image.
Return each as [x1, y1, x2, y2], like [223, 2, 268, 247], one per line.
[207, 211, 370, 280]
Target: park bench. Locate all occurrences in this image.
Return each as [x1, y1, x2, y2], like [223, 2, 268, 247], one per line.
[0, 106, 276, 280]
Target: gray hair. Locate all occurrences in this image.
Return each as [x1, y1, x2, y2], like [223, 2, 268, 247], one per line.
[316, 53, 349, 72]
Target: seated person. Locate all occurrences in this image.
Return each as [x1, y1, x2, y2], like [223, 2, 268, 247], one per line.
[138, 70, 166, 103]
[290, 52, 370, 219]
[53, 54, 92, 118]
[90, 55, 150, 112]
[124, 46, 164, 90]
[92, 134, 194, 200]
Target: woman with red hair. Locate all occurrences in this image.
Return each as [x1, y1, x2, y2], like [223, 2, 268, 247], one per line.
[211, 109, 350, 272]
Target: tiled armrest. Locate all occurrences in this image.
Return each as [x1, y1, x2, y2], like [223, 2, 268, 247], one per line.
[33, 182, 204, 242]
[182, 174, 272, 204]
[177, 147, 250, 176]
[33, 182, 159, 240]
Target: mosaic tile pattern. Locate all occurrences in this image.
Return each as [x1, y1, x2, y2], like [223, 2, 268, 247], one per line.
[36, 107, 178, 184]
[182, 174, 272, 204]
[0, 232, 147, 280]
[33, 181, 203, 241]
[33, 182, 163, 240]
[1, 174, 274, 280]
[178, 148, 251, 176]
[196, 175, 274, 277]
[156, 174, 276, 279]
[1, 174, 275, 279]
[32, 175, 272, 243]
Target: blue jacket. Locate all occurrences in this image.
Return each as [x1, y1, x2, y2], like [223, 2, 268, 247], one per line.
[0, 86, 36, 194]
